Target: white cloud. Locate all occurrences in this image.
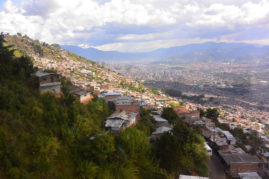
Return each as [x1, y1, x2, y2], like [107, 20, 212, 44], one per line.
[95, 37, 217, 52]
[117, 31, 173, 41]
[2, 0, 20, 13]
[0, 0, 269, 51]
[242, 0, 269, 23]
[78, 43, 92, 48]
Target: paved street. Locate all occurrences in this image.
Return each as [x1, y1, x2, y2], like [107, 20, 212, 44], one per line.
[209, 153, 227, 179]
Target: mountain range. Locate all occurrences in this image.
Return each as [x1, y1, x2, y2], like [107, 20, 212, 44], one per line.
[62, 42, 269, 64]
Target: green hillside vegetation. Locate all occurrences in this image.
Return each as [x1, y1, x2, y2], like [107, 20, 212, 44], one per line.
[4, 34, 150, 93]
[4, 33, 95, 65]
[159, 108, 209, 176]
[0, 34, 170, 178]
[0, 34, 208, 178]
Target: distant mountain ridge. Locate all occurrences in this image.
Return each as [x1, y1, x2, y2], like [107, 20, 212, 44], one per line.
[62, 42, 269, 64]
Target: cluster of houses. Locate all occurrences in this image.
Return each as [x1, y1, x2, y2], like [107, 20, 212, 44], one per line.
[33, 70, 269, 178]
[99, 93, 141, 133]
[33, 71, 171, 136]
[34, 54, 184, 110]
[172, 106, 268, 178]
[34, 71, 93, 104]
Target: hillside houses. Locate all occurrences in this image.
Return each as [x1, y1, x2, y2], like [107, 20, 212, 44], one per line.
[105, 110, 139, 133]
[30, 40, 269, 178]
[34, 71, 61, 94]
[108, 96, 140, 113]
[173, 107, 200, 119]
[99, 92, 122, 101]
[67, 85, 93, 104]
[219, 152, 261, 178]
[153, 115, 170, 128]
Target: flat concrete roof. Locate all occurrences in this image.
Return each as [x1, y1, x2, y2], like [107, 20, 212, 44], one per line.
[220, 153, 260, 165]
[35, 71, 58, 77]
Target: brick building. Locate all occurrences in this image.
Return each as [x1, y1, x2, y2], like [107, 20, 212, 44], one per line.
[219, 152, 261, 177]
[108, 96, 140, 113]
[67, 85, 93, 104]
[35, 71, 61, 94]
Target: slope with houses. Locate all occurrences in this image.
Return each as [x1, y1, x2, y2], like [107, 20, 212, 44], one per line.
[5, 33, 269, 178]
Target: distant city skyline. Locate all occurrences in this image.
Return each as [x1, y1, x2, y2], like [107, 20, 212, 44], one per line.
[0, 0, 269, 52]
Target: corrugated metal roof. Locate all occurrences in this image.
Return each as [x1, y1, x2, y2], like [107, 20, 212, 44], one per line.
[103, 92, 121, 96]
[153, 115, 167, 122]
[238, 172, 262, 179]
[35, 71, 52, 77]
[179, 175, 209, 179]
[152, 126, 172, 135]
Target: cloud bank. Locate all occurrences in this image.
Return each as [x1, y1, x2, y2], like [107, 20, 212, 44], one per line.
[0, 0, 269, 52]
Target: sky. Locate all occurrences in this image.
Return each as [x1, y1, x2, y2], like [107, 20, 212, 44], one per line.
[0, 0, 269, 52]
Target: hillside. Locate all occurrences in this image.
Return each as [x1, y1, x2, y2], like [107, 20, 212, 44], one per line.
[0, 34, 170, 178]
[62, 42, 269, 63]
[4, 34, 149, 94]
[0, 34, 209, 178]
[4, 33, 96, 64]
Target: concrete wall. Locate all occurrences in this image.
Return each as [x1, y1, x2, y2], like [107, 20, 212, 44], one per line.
[40, 85, 61, 94]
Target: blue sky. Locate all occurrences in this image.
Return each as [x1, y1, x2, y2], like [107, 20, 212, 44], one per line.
[0, 0, 269, 52]
[0, 0, 20, 10]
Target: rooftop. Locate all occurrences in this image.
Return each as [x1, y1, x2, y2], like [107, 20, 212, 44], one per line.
[219, 145, 245, 155]
[105, 111, 138, 130]
[152, 126, 172, 135]
[109, 96, 139, 106]
[153, 115, 167, 122]
[238, 172, 262, 179]
[67, 85, 89, 96]
[179, 175, 209, 179]
[35, 71, 58, 77]
[102, 92, 121, 96]
[105, 118, 125, 129]
[220, 153, 261, 165]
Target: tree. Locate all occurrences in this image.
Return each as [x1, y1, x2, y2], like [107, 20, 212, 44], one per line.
[161, 108, 180, 124]
[198, 108, 206, 118]
[78, 133, 115, 164]
[136, 108, 156, 134]
[205, 108, 219, 122]
[117, 128, 150, 161]
[155, 132, 181, 172]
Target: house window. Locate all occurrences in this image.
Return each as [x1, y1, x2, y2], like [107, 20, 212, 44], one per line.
[51, 76, 54, 82]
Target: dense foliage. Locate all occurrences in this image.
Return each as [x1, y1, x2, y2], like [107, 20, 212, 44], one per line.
[136, 108, 156, 134]
[0, 34, 209, 178]
[0, 35, 171, 178]
[158, 108, 209, 176]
